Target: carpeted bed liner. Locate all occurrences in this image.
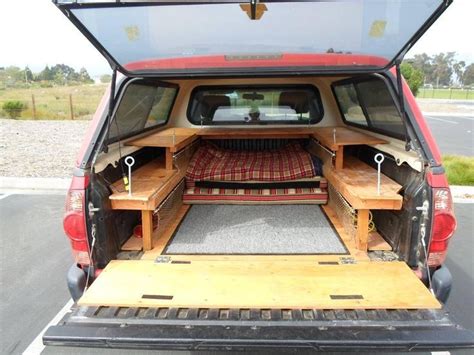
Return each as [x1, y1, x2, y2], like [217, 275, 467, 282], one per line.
[164, 205, 347, 255]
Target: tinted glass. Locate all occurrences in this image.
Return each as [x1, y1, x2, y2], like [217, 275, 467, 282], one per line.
[333, 85, 368, 127]
[108, 82, 177, 141]
[334, 77, 406, 139]
[70, 0, 443, 73]
[188, 86, 323, 125]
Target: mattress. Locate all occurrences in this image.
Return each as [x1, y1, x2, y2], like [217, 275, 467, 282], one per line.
[186, 142, 321, 188]
[183, 187, 328, 205]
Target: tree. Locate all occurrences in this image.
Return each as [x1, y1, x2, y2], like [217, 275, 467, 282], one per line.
[401, 62, 424, 96]
[51, 64, 77, 84]
[24, 66, 34, 82]
[100, 74, 112, 83]
[431, 52, 456, 87]
[464, 63, 474, 86]
[412, 53, 433, 84]
[78, 67, 93, 84]
[453, 60, 465, 86]
[38, 66, 54, 81]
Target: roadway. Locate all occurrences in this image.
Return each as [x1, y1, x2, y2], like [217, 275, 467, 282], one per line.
[424, 114, 473, 156]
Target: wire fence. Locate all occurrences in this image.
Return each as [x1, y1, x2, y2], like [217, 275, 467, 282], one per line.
[417, 87, 474, 100]
[0, 84, 106, 120]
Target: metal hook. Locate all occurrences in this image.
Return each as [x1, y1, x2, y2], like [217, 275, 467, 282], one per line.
[374, 153, 385, 195]
[124, 156, 135, 196]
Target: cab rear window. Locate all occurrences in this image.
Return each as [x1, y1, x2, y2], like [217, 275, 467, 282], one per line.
[108, 80, 178, 142]
[187, 85, 323, 125]
[333, 77, 406, 140]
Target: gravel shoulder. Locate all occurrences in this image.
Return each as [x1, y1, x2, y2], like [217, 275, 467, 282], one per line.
[0, 99, 471, 179]
[0, 119, 89, 178]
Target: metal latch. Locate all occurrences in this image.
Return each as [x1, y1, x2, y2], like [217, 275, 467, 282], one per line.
[416, 200, 430, 218]
[88, 202, 100, 218]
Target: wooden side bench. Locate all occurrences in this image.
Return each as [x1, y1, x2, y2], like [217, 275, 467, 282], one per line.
[324, 157, 403, 250]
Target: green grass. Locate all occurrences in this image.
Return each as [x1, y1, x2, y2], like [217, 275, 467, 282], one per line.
[0, 84, 107, 120]
[417, 88, 474, 100]
[443, 155, 474, 186]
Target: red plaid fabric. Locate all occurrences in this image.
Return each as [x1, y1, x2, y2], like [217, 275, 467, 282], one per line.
[183, 187, 328, 205]
[186, 142, 316, 187]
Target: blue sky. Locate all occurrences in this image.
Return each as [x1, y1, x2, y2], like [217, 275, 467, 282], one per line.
[0, 0, 472, 76]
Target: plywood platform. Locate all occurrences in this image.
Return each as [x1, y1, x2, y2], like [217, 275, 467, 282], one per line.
[79, 260, 440, 310]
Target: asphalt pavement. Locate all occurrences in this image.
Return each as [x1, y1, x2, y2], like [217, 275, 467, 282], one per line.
[0, 191, 472, 355]
[424, 114, 474, 156]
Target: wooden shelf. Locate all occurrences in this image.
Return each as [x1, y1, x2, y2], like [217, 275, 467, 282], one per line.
[312, 126, 388, 169]
[325, 157, 403, 211]
[127, 128, 199, 170]
[126, 127, 199, 153]
[109, 157, 179, 211]
[312, 126, 388, 151]
[197, 127, 315, 139]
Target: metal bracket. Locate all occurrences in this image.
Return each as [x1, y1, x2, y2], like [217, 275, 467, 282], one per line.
[155, 256, 171, 264]
[340, 257, 357, 265]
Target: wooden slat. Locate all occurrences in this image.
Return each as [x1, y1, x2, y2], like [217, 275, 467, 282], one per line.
[312, 126, 387, 151]
[141, 210, 154, 251]
[78, 260, 441, 309]
[197, 127, 314, 139]
[325, 157, 403, 210]
[368, 231, 392, 251]
[126, 128, 199, 153]
[356, 209, 370, 251]
[121, 234, 143, 251]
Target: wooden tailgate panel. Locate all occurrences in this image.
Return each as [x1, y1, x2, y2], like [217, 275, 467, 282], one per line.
[79, 260, 440, 310]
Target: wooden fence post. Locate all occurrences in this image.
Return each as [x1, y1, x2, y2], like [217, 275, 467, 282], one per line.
[69, 94, 74, 120]
[31, 94, 37, 119]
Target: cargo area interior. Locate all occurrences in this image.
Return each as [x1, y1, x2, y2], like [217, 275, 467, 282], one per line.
[81, 76, 441, 311]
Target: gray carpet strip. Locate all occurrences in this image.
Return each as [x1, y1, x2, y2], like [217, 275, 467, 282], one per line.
[165, 205, 347, 255]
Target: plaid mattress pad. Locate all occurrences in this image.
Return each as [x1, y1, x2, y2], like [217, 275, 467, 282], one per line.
[186, 142, 317, 187]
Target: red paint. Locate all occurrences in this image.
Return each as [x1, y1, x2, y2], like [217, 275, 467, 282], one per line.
[426, 171, 449, 188]
[125, 53, 388, 71]
[75, 86, 110, 168]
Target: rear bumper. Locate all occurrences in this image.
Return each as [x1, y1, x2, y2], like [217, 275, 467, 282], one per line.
[44, 306, 474, 351]
[66, 264, 87, 302]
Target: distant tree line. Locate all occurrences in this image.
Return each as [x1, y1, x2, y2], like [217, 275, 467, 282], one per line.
[0, 65, 99, 89]
[401, 52, 474, 96]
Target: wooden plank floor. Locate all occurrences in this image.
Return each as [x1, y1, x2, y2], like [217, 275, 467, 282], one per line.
[79, 260, 440, 310]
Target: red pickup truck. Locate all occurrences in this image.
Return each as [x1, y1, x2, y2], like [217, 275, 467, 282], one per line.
[44, 0, 474, 351]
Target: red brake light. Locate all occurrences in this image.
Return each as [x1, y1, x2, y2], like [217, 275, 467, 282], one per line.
[428, 187, 456, 267]
[63, 176, 90, 265]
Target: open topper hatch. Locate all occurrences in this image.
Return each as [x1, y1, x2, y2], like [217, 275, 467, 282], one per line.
[53, 0, 451, 76]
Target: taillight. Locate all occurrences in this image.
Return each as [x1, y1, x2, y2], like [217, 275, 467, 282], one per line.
[428, 188, 456, 267]
[64, 176, 90, 265]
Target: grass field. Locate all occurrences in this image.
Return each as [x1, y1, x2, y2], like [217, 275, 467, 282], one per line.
[417, 88, 474, 100]
[443, 155, 474, 186]
[1, 84, 472, 120]
[0, 84, 107, 120]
